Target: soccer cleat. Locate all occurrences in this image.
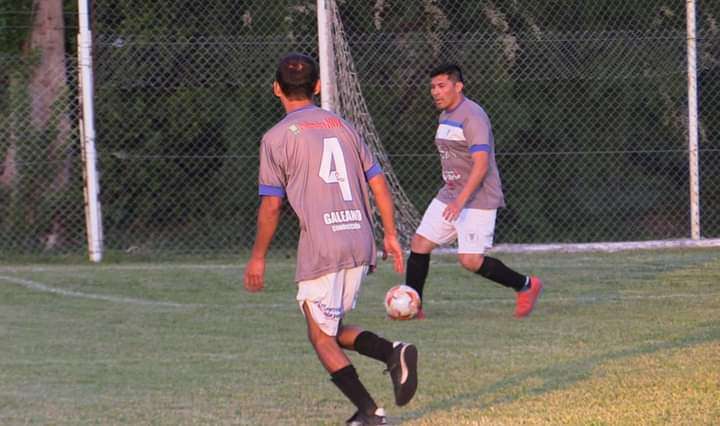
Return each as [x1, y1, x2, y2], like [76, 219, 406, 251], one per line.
[515, 276, 544, 318]
[346, 408, 387, 425]
[385, 342, 418, 406]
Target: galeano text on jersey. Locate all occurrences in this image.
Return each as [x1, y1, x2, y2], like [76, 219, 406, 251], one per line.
[323, 208, 364, 232]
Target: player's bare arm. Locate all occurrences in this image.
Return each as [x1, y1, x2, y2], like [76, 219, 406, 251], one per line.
[443, 151, 489, 221]
[368, 173, 405, 274]
[243, 195, 283, 292]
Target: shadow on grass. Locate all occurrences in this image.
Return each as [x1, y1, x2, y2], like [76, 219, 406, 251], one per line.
[404, 319, 720, 421]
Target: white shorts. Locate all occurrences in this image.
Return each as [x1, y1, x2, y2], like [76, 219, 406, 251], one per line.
[416, 198, 496, 254]
[296, 265, 369, 336]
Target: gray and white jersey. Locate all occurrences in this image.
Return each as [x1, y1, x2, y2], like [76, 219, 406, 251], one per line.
[435, 97, 505, 209]
[258, 105, 381, 282]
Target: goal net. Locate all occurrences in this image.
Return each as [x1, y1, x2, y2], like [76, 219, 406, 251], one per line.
[326, 0, 421, 248]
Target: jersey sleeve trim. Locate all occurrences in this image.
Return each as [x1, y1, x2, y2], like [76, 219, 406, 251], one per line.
[364, 163, 383, 180]
[469, 144, 491, 153]
[259, 184, 285, 197]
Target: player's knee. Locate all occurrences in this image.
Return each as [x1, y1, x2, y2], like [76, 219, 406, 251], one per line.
[410, 234, 434, 253]
[336, 324, 360, 348]
[458, 254, 484, 271]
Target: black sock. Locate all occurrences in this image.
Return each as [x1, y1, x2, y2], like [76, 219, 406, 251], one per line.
[354, 331, 394, 364]
[406, 251, 430, 300]
[330, 365, 377, 416]
[476, 256, 528, 291]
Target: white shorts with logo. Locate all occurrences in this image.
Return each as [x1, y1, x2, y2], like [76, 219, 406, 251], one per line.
[416, 198, 497, 254]
[296, 265, 369, 336]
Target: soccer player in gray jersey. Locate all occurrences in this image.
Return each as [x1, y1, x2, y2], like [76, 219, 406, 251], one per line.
[243, 53, 417, 426]
[403, 63, 544, 320]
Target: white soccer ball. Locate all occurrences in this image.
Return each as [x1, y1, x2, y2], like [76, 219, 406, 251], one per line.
[384, 284, 421, 320]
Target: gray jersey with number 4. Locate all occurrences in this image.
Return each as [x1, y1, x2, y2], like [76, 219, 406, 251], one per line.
[258, 105, 381, 282]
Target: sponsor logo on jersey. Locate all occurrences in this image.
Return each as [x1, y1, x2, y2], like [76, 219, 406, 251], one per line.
[323, 209, 364, 232]
[435, 120, 466, 141]
[437, 145, 458, 160]
[442, 170, 462, 182]
[299, 117, 343, 130]
[323, 209, 362, 225]
[288, 124, 301, 135]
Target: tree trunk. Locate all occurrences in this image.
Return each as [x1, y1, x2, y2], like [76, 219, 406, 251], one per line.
[0, 110, 18, 188]
[27, 0, 73, 250]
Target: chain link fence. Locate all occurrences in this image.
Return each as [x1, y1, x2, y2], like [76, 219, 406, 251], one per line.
[1, 1, 719, 258]
[333, 1, 719, 245]
[90, 3, 319, 255]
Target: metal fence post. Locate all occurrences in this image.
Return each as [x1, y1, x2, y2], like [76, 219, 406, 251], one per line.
[686, 0, 701, 240]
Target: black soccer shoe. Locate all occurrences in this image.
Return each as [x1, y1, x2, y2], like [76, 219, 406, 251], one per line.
[346, 408, 387, 426]
[385, 342, 418, 406]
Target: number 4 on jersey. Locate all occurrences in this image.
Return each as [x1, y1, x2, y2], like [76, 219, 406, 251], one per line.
[319, 137, 353, 201]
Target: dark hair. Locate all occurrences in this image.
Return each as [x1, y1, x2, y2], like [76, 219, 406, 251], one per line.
[275, 53, 319, 100]
[430, 63, 464, 83]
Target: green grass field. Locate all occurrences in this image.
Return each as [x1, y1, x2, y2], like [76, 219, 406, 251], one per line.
[1, 249, 719, 425]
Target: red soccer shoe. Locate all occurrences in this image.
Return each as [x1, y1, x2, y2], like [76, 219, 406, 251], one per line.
[515, 276, 544, 318]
